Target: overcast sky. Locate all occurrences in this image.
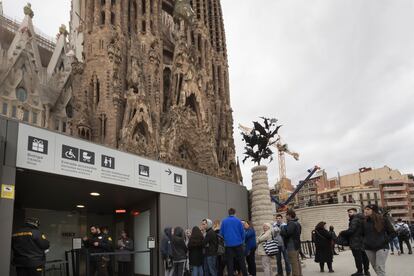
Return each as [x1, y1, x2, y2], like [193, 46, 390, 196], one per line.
[4, 0, 414, 189]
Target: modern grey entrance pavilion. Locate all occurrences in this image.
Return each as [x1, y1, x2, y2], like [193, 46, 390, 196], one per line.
[0, 116, 249, 276]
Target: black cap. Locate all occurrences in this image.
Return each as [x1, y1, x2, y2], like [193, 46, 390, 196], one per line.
[347, 208, 358, 212]
[364, 204, 379, 214]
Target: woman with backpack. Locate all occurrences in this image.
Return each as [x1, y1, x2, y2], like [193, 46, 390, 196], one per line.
[256, 222, 274, 276]
[161, 227, 174, 276]
[362, 204, 396, 276]
[188, 226, 204, 276]
[172, 227, 188, 276]
[312, 222, 334, 273]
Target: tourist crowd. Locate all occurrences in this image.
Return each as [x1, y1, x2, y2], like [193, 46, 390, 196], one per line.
[161, 204, 414, 276]
[161, 208, 304, 276]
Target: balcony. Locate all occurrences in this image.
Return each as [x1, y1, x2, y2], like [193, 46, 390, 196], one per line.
[383, 193, 407, 199]
[389, 209, 408, 215]
[382, 186, 406, 192]
[386, 201, 408, 207]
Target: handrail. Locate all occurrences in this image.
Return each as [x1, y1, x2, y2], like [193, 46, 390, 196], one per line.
[89, 250, 151, 256]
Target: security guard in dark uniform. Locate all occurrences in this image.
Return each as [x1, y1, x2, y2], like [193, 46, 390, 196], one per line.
[12, 217, 50, 276]
[83, 225, 111, 276]
[101, 226, 114, 276]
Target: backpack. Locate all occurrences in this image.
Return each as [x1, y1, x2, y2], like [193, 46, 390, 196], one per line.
[397, 224, 410, 238]
[216, 234, 225, 255]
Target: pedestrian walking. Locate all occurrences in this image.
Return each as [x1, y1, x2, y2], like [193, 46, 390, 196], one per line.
[202, 218, 218, 276]
[256, 223, 274, 276]
[389, 235, 400, 256]
[340, 208, 370, 276]
[213, 220, 226, 276]
[116, 230, 134, 276]
[220, 208, 248, 276]
[395, 218, 412, 254]
[243, 221, 257, 276]
[172, 227, 188, 276]
[312, 222, 334, 273]
[161, 227, 174, 276]
[273, 214, 291, 276]
[329, 226, 339, 255]
[280, 209, 302, 276]
[188, 226, 204, 276]
[12, 218, 50, 276]
[362, 204, 396, 276]
[409, 222, 414, 243]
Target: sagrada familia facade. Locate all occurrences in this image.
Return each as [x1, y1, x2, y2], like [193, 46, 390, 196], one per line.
[0, 1, 242, 184]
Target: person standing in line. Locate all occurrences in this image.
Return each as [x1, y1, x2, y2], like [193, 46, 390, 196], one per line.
[161, 227, 174, 276]
[213, 220, 226, 276]
[340, 208, 370, 276]
[280, 209, 302, 276]
[312, 222, 334, 273]
[202, 219, 218, 276]
[273, 214, 291, 276]
[12, 218, 50, 276]
[395, 218, 412, 254]
[188, 226, 204, 276]
[116, 230, 134, 276]
[362, 204, 396, 276]
[328, 226, 339, 255]
[256, 223, 274, 276]
[171, 227, 188, 276]
[243, 221, 257, 276]
[220, 208, 248, 276]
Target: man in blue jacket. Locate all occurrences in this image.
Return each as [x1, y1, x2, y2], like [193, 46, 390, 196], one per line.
[220, 208, 248, 276]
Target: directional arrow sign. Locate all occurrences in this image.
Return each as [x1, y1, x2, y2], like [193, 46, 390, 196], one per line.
[165, 168, 172, 175]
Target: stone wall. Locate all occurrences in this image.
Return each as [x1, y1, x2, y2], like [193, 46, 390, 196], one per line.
[281, 203, 361, 241]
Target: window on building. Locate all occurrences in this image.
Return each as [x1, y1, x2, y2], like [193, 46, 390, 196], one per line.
[55, 120, 60, 131]
[2, 102, 8, 115]
[11, 106, 17, 118]
[111, 0, 116, 5]
[66, 102, 73, 118]
[111, 12, 115, 25]
[16, 87, 28, 102]
[62, 122, 67, 133]
[100, 11, 105, 25]
[101, 0, 106, 6]
[343, 196, 347, 203]
[141, 0, 146, 14]
[367, 193, 371, 205]
[23, 110, 29, 122]
[32, 112, 38, 124]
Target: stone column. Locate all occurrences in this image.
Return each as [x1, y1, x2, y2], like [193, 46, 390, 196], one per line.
[251, 165, 274, 236]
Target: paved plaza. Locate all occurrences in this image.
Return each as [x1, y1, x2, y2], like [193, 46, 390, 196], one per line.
[258, 249, 413, 276]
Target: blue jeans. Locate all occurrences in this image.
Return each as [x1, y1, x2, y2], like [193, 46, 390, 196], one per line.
[204, 256, 217, 276]
[276, 246, 291, 274]
[191, 265, 203, 276]
[389, 236, 400, 252]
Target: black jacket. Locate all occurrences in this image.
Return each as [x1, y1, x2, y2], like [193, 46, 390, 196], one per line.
[171, 229, 188, 262]
[312, 228, 333, 263]
[83, 232, 112, 262]
[341, 213, 365, 250]
[281, 218, 301, 251]
[363, 216, 396, 251]
[203, 228, 218, 256]
[188, 237, 203, 266]
[12, 224, 50, 268]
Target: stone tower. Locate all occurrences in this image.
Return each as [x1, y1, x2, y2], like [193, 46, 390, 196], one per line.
[0, 0, 242, 183]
